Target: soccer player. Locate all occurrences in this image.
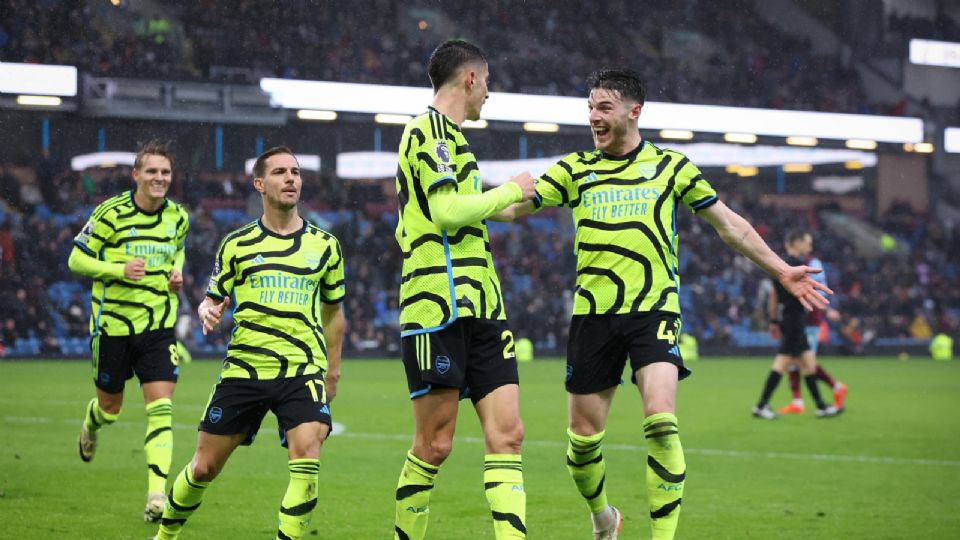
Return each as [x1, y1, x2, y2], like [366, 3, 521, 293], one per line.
[392, 40, 537, 540]
[68, 141, 188, 522]
[754, 229, 841, 420]
[152, 147, 345, 540]
[497, 68, 831, 540]
[769, 232, 848, 415]
[778, 234, 848, 413]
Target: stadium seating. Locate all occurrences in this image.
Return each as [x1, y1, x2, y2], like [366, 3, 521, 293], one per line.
[1, 1, 955, 358]
[0, 160, 955, 358]
[0, 0, 900, 115]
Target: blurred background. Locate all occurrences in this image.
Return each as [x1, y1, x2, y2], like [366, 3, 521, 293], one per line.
[1, 0, 958, 361]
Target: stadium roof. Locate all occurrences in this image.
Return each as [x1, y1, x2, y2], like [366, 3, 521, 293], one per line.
[337, 144, 878, 184]
[261, 78, 924, 144]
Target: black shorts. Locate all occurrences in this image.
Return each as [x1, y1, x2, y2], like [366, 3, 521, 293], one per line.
[401, 318, 519, 404]
[91, 328, 179, 394]
[198, 374, 332, 447]
[778, 316, 810, 356]
[566, 311, 689, 394]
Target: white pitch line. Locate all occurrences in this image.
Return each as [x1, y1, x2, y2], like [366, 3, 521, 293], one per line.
[321, 429, 960, 468]
[0, 397, 207, 411]
[6, 415, 958, 468]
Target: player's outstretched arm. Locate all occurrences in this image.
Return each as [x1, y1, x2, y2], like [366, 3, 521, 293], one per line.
[68, 246, 143, 281]
[320, 302, 345, 402]
[428, 172, 537, 229]
[490, 172, 539, 221]
[198, 295, 230, 335]
[490, 200, 538, 222]
[699, 201, 832, 311]
[776, 266, 833, 311]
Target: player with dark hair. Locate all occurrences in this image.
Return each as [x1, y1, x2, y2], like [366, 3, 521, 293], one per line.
[753, 230, 841, 420]
[771, 231, 848, 415]
[68, 140, 188, 522]
[497, 68, 831, 539]
[392, 39, 537, 540]
[152, 146, 346, 540]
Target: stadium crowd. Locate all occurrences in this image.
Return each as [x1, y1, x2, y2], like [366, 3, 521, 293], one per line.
[1, 159, 957, 358]
[1, 0, 904, 115]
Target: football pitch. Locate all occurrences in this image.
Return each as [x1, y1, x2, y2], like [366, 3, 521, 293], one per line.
[1, 357, 958, 539]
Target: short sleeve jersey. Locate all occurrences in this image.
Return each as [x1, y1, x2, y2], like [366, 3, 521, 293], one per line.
[535, 141, 718, 316]
[73, 191, 189, 336]
[394, 107, 506, 336]
[206, 219, 345, 379]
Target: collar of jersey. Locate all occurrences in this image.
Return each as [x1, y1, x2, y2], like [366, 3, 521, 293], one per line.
[600, 139, 645, 161]
[257, 217, 307, 239]
[425, 106, 460, 130]
[127, 190, 168, 215]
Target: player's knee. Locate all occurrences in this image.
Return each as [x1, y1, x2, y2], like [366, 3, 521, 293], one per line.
[190, 458, 222, 482]
[568, 419, 602, 437]
[98, 399, 122, 415]
[430, 438, 454, 463]
[643, 401, 675, 418]
[101, 405, 122, 416]
[510, 417, 526, 442]
[503, 422, 525, 453]
[287, 423, 327, 458]
[489, 419, 524, 454]
[418, 438, 454, 465]
[290, 439, 322, 459]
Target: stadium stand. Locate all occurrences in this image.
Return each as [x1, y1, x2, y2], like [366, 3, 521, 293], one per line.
[1, 160, 956, 358]
[1, 0, 956, 358]
[0, 0, 901, 114]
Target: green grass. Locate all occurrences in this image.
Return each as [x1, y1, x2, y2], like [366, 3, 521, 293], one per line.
[1, 357, 959, 539]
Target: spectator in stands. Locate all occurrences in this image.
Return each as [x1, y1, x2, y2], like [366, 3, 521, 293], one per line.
[64, 292, 88, 336]
[0, 218, 15, 272]
[1, 146, 958, 358]
[2, 317, 20, 346]
[0, 164, 23, 211]
[0, 0, 897, 115]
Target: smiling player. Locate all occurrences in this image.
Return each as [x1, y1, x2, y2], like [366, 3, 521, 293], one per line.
[497, 68, 832, 539]
[152, 146, 346, 540]
[392, 39, 538, 540]
[68, 140, 189, 522]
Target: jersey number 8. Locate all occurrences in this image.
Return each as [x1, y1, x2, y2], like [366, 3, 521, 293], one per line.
[168, 344, 180, 366]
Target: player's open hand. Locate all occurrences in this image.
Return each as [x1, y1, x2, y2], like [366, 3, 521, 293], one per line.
[199, 295, 231, 335]
[778, 265, 833, 311]
[168, 270, 183, 292]
[509, 171, 537, 202]
[124, 258, 146, 281]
